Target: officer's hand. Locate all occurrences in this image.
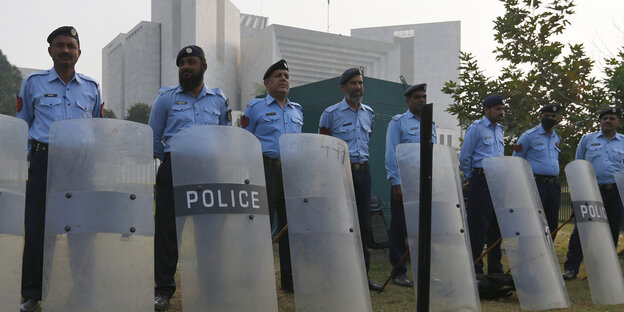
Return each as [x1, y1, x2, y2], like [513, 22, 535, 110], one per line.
[392, 185, 402, 200]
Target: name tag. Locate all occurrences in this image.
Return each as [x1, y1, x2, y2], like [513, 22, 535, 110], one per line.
[536, 142, 544, 146]
[266, 112, 277, 116]
[44, 94, 57, 97]
[591, 143, 601, 146]
[572, 201, 609, 224]
[410, 127, 419, 130]
[174, 183, 269, 217]
[175, 101, 187, 105]
[343, 122, 353, 126]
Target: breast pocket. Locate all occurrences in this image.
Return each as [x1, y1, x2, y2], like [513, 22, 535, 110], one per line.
[74, 100, 93, 118]
[533, 143, 546, 151]
[201, 106, 221, 125]
[257, 115, 280, 136]
[169, 104, 194, 125]
[36, 97, 63, 120]
[290, 115, 303, 133]
[335, 124, 355, 142]
[610, 148, 624, 162]
[586, 146, 601, 160]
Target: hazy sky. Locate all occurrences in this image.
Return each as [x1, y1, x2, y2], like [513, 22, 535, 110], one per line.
[1, 0, 623, 86]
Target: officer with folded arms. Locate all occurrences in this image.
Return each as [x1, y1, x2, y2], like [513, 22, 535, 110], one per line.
[562, 107, 624, 280]
[240, 59, 303, 293]
[148, 45, 231, 310]
[16, 26, 102, 312]
[318, 68, 382, 291]
[459, 95, 505, 275]
[384, 83, 436, 287]
[513, 104, 562, 240]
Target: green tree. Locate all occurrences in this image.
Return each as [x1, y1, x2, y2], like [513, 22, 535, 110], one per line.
[126, 102, 151, 124]
[103, 108, 117, 119]
[0, 49, 24, 116]
[443, 0, 605, 165]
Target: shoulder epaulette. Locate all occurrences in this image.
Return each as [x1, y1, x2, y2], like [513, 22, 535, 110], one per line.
[77, 73, 99, 86]
[289, 101, 302, 108]
[324, 103, 341, 113]
[23, 70, 49, 82]
[158, 86, 176, 94]
[246, 97, 264, 107]
[391, 113, 405, 121]
[525, 126, 539, 134]
[361, 103, 374, 113]
[210, 88, 227, 100]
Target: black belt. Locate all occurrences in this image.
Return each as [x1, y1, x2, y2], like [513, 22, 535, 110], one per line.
[599, 183, 616, 191]
[472, 168, 485, 175]
[351, 161, 369, 171]
[534, 175, 558, 184]
[263, 155, 281, 168]
[32, 140, 48, 152]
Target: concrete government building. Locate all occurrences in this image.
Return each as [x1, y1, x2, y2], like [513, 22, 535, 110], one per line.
[102, 0, 462, 147]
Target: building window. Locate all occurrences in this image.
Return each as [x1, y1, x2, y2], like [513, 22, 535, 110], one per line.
[439, 134, 445, 145]
[393, 29, 414, 38]
[447, 135, 452, 146]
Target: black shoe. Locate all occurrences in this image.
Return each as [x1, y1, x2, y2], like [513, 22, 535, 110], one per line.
[368, 279, 383, 291]
[392, 274, 414, 287]
[562, 270, 577, 281]
[154, 294, 171, 311]
[20, 298, 40, 312]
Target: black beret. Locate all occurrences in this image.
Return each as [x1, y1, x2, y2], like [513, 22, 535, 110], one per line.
[339, 67, 362, 84]
[482, 94, 504, 108]
[599, 107, 622, 119]
[263, 59, 288, 80]
[404, 83, 427, 97]
[47, 26, 79, 45]
[176, 45, 205, 66]
[540, 104, 561, 113]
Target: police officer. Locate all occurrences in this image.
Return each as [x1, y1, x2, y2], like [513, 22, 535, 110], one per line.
[16, 26, 102, 312]
[318, 68, 382, 291]
[513, 104, 562, 240]
[149, 45, 231, 310]
[562, 107, 624, 280]
[240, 59, 302, 293]
[459, 94, 505, 275]
[384, 83, 436, 287]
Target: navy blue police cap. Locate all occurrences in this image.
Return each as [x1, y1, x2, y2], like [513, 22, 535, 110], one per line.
[404, 83, 427, 97]
[599, 107, 622, 119]
[540, 104, 561, 114]
[339, 67, 363, 85]
[47, 26, 79, 45]
[176, 45, 205, 66]
[482, 94, 504, 108]
[263, 59, 289, 80]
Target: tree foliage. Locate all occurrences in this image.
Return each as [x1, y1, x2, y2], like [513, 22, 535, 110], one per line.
[0, 49, 24, 116]
[443, 0, 614, 166]
[126, 102, 151, 124]
[103, 108, 117, 119]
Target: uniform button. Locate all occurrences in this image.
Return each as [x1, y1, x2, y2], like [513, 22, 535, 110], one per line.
[67, 104, 70, 106]
[66, 88, 69, 90]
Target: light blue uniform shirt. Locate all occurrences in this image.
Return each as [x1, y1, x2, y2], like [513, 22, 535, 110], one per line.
[241, 94, 303, 159]
[385, 110, 437, 186]
[575, 130, 624, 184]
[318, 98, 374, 163]
[512, 124, 561, 176]
[459, 116, 504, 179]
[16, 68, 102, 145]
[148, 84, 231, 160]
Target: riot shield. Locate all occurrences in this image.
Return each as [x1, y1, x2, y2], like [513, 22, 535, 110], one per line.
[396, 143, 480, 312]
[43, 119, 154, 311]
[483, 156, 569, 310]
[0, 115, 28, 310]
[170, 125, 277, 311]
[279, 133, 372, 312]
[565, 160, 624, 305]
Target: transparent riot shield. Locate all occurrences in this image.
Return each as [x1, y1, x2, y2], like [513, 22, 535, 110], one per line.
[396, 143, 480, 312]
[565, 160, 624, 305]
[0, 115, 28, 310]
[43, 119, 154, 311]
[279, 133, 372, 312]
[169, 125, 277, 311]
[483, 156, 569, 310]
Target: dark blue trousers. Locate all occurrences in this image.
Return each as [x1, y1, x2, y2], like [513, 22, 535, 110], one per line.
[154, 156, 178, 297]
[352, 167, 372, 272]
[564, 185, 623, 273]
[21, 149, 48, 300]
[263, 161, 293, 289]
[535, 181, 561, 240]
[389, 189, 408, 275]
[466, 171, 503, 274]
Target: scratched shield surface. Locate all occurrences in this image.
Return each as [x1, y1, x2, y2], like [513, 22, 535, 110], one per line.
[170, 125, 277, 311]
[566, 160, 624, 305]
[280, 133, 372, 312]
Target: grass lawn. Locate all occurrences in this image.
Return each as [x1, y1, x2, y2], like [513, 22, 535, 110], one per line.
[168, 224, 624, 311]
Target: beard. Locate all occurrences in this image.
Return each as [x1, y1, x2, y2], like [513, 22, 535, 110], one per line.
[179, 69, 204, 91]
[346, 91, 363, 104]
